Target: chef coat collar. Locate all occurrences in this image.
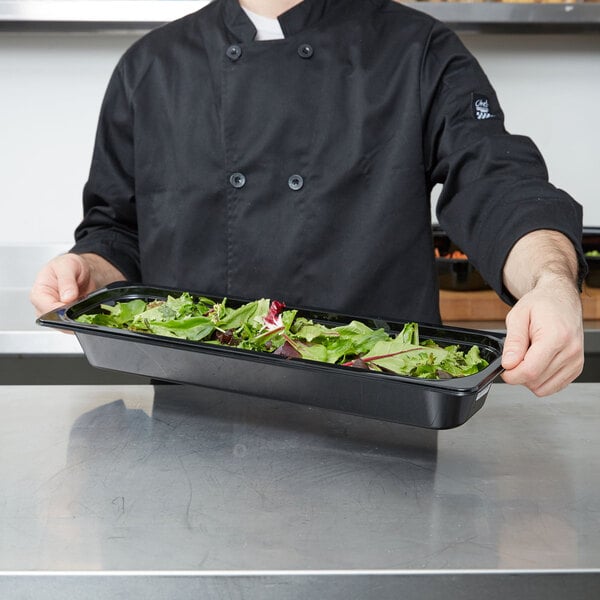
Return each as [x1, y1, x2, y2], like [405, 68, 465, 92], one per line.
[222, 0, 333, 42]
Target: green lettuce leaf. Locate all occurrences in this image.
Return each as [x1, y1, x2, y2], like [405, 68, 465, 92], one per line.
[75, 293, 489, 380]
[76, 299, 147, 327]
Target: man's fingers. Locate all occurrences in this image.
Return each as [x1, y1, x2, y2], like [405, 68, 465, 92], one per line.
[30, 254, 91, 317]
[501, 344, 561, 389]
[30, 282, 63, 317]
[54, 256, 85, 303]
[532, 361, 583, 397]
[502, 307, 531, 370]
[501, 332, 583, 394]
[504, 359, 581, 397]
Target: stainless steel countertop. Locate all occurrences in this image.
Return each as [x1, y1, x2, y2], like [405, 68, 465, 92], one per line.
[1, 383, 599, 598]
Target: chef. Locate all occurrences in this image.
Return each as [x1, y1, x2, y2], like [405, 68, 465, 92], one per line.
[31, 0, 586, 396]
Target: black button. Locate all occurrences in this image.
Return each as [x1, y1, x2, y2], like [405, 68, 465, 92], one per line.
[230, 172, 246, 188]
[297, 44, 313, 59]
[226, 45, 242, 61]
[288, 174, 304, 191]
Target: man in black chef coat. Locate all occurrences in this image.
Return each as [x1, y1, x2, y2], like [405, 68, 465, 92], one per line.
[31, 0, 586, 397]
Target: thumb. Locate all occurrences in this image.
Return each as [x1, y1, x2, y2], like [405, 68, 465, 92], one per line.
[502, 306, 531, 370]
[55, 256, 87, 303]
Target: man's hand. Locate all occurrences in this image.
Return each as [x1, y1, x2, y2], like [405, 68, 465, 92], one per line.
[501, 230, 584, 396]
[501, 275, 584, 395]
[30, 253, 125, 317]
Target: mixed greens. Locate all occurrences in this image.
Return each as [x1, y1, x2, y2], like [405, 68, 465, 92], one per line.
[75, 293, 489, 380]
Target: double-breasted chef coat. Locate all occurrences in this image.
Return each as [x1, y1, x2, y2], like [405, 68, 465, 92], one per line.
[73, 0, 584, 324]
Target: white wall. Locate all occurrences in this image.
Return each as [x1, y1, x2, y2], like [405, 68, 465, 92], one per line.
[1, 30, 599, 246]
[459, 33, 600, 228]
[0, 32, 138, 245]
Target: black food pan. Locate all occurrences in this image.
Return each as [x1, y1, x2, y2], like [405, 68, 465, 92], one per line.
[37, 284, 505, 430]
[436, 258, 490, 292]
[582, 226, 600, 288]
[432, 228, 490, 291]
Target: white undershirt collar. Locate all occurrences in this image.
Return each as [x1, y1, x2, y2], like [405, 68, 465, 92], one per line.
[241, 6, 285, 41]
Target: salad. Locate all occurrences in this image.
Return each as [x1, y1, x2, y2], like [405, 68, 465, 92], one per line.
[76, 293, 489, 380]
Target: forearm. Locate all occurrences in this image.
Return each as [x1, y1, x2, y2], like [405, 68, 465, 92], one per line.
[502, 230, 580, 300]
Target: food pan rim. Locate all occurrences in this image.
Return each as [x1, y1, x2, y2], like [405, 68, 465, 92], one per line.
[37, 283, 505, 393]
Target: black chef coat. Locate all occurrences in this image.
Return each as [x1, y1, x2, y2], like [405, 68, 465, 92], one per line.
[72, 0, 584, 324]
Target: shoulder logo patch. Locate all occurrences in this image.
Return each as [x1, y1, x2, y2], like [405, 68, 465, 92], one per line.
[472, 93, 497, 120]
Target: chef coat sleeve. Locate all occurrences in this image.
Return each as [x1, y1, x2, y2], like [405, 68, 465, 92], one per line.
[70, 60, 141, 281]
[420, 21, 586, 303]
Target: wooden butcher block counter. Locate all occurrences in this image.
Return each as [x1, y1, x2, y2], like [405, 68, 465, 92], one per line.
[440, 284, 600, 322]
